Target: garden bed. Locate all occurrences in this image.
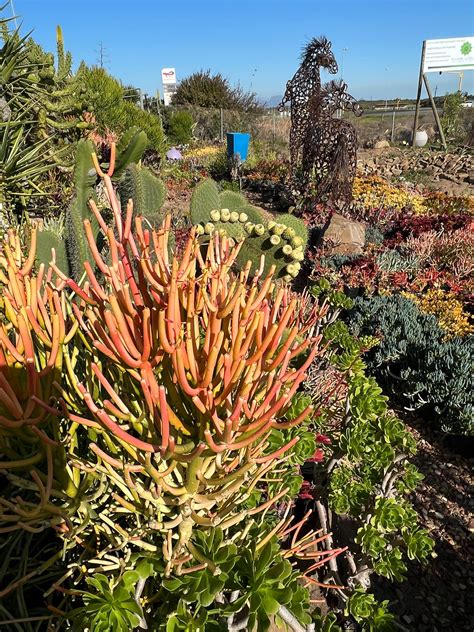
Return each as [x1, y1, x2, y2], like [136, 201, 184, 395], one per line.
[372, 411, 474, 632]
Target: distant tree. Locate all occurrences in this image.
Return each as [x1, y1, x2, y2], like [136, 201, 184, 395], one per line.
[166, 110, 194, 144]
[172, 70, 260, 111]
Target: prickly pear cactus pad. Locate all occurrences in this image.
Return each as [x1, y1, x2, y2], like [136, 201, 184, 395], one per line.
[190, 179, 308, 279]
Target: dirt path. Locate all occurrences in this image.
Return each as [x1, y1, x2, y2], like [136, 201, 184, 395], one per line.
[372, 416, 474, 631]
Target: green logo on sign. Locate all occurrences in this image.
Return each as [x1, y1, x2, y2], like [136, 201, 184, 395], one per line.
[460, 41, 472, 55]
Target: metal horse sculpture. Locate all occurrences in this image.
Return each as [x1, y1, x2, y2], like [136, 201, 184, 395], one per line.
[278, 37, 338, 171]
[301, 80, 363, 208]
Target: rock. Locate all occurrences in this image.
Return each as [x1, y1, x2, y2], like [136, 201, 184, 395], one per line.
[322, 213, 366, 255]
[374, 140, 390, 150]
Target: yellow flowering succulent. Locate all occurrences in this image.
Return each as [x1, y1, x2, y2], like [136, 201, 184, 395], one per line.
[403, 289, 474, 339]
[352, 176, 425, 214]
[352, 176, 474, 216]
[185, 145, 222, 159]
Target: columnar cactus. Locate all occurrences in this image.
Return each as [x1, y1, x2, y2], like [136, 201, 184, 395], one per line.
[36, 129, 151, 278]
[118, 163, 166, 227]
[190, 179, 308, 279]
[57, 164, 328, 570]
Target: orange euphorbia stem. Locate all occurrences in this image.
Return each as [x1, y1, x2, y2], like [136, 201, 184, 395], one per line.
[90, 443, 143, 471]
[103, 174, 123, 241]
[254, 436, 300, 463]
[272, 405, 313, 430]
[158, 310, 175, 354]
[201, 330, 224, 389]
[30, 425, 59, 446]
[89, 199, 109, 234]
[19, 229, 37, 277]
[248, 487, 289, 515]
[304, 576, 345, 590]
[158, 386, 170, 453]
[83, 220, 109, 275]
[103, 310, 142, 364]
[172, 349, 200, 397]
[95, 408, 158, 453]
[107, 143, 116, 176]
[83, 261, 107, 301]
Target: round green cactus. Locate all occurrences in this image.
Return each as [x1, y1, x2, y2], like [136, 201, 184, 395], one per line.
[190, 178, 308, 280]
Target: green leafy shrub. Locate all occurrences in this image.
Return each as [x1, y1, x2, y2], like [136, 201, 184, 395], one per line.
[156, 527, 311, 632]
[441, 91, 466, 143]
[347, 294, 473, 434]
[292, 285, 434, 627]
[70, 572, 146, 631]
[121, 101, 165, 152]
[345, 588, 395, 631]
[319, 318, 434, 582]
[167, 110, 194, 144]
[79, 66, 165, 153]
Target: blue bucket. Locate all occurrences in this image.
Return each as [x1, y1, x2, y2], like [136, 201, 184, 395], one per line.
[226, 132, 250, 162]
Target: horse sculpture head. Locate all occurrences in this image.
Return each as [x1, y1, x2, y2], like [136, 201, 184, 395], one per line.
[322, 80, 363, 116]
[302, 36, 338, 75]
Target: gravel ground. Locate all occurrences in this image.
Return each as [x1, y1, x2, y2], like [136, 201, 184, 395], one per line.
[372, 415, 474, 632]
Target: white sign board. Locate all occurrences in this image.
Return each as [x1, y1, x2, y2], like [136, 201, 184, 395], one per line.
[423, 37, 474, 73]
[163, 85, 177, 106]
[161, 68, 177, 85]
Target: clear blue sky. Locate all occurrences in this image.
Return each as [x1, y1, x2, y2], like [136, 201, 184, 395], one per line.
[10, 0, 474, 101]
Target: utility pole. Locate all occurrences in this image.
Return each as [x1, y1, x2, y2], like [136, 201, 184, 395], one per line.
[381, 68, 389, 121]
[96, 42, 110, 69]
[8, 0, 18, 28]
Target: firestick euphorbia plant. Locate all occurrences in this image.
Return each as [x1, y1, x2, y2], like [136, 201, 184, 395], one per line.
[0, 228, 78, 533]
[56, 155, 330, 570]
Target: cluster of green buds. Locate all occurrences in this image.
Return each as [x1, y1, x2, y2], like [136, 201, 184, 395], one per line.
[267, 221, 305, 281]
[197, 208, 250, 236]
[190, 180, 308, 279]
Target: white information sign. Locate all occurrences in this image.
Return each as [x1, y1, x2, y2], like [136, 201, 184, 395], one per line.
[161, 68, 177, 85]
[423, 37, 474, 73]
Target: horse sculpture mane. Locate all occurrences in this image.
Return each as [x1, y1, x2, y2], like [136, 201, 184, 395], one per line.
[278, 36, 338, 171]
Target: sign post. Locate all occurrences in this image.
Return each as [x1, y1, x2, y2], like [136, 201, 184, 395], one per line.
[412, 37, 474, 150]
[161, 68, 177, 106]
